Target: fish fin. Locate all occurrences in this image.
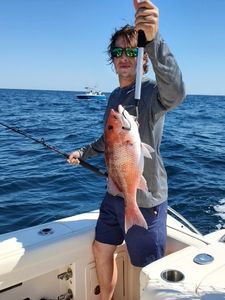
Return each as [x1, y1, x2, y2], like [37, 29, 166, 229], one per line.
[141, 143, 154, 159]
[107, 177, 121, 196]
[125, 205, 148, 233]
[138, 175, 148, 192]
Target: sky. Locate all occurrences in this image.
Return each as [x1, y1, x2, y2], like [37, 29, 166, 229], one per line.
[0, 0, 225, 96]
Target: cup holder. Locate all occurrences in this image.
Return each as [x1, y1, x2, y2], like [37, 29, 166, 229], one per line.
[161, 269, 184, 282]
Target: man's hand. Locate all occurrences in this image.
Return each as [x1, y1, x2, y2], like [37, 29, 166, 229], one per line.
[134, 0, 159, 42]
[67, 150, 81, 165]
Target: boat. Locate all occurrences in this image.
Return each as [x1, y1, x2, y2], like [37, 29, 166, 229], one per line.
[0, 206, 225, 300]
[76, 87, 106, 100]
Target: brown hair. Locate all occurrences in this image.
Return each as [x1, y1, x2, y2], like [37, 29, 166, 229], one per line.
[107, 24, 149, 74]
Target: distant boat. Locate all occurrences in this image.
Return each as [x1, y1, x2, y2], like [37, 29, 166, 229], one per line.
[77, 87, 106, 100]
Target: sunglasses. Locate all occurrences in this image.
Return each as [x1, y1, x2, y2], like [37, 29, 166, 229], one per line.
[111, 47, 138, 58]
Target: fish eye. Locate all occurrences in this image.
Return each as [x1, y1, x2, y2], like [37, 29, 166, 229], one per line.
[113, 115, 118, 119]
[108, 125, 113, 130]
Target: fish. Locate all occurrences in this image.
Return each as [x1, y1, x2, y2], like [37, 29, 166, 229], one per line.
[104, 104, 154, 233]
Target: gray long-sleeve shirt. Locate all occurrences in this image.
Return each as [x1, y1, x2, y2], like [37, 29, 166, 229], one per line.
[78, 32, 186, 208]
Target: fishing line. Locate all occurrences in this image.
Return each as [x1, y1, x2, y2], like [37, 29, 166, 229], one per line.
[0, 121, 107, 178]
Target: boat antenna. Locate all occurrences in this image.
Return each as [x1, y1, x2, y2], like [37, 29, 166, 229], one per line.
[0, 121, 107, 178]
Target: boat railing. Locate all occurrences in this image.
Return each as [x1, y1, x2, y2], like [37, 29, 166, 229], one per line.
[168, 206, 202, 236]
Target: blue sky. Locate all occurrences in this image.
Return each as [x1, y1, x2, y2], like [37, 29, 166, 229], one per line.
[0, 0, 225, 95]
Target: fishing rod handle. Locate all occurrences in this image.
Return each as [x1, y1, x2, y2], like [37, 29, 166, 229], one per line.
[135, 0, 147, 101]
[135, 47, 144, 101]
[136, 0, 147, 48]
[79, 159, 107, 178]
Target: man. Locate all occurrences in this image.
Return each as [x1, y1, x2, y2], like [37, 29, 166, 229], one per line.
[68, 1, 185, 299]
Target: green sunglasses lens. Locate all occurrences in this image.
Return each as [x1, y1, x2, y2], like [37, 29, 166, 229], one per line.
[125, 48, 138, 57]
[111, 47, 138, 58]
[111, 48, 123, 58]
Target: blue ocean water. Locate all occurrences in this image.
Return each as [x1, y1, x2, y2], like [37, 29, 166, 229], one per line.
[0, 89, 224, 235]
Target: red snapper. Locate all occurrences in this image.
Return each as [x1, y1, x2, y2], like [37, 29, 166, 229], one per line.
[104, 105, 154, 233]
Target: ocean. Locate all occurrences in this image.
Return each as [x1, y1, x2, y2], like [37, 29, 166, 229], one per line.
[0, 89, 224, 235]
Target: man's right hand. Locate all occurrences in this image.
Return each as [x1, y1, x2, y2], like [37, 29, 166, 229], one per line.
[67, 151, 81, 164]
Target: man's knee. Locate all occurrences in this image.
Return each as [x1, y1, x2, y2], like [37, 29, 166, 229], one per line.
[92, 240, 116, 260]
[92, 240, 99, 258]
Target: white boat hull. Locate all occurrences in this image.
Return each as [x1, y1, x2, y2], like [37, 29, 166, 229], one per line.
[77, 94, 106, 100]
[0, 210, 225, 300]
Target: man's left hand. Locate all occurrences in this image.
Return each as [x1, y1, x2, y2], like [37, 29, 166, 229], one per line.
[134, 0, 159, 42]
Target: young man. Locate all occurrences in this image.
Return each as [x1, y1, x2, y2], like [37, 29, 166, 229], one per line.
[68, 1, 185, 299]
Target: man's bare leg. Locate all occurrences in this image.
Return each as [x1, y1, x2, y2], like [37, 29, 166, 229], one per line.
[92, 240, 117, 300]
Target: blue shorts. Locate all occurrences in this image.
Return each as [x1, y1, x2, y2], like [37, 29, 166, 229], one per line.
[95, 192, 167, 267]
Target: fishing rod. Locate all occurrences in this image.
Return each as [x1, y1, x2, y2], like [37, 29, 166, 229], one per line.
[0, 121, 107, 178]
[135, 30, 146, 105]
[0, 123, 200, 229]
[133, 0, 148, 122]
[134, 0, 146, 107]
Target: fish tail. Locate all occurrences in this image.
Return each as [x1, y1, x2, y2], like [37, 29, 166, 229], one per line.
[125, 206, 148, 233]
